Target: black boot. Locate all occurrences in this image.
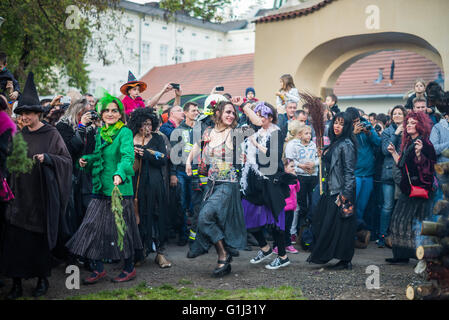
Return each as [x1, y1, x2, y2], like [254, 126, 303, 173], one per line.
[6, 278, 23, 300]
[328, 260, 352, 270]
[32, 277, 49, 298]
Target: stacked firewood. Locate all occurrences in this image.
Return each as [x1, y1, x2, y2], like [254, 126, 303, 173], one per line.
[406, 162, 449, 300]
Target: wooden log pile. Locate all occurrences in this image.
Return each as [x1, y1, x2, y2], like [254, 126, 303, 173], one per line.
[406, 162, 449, 300]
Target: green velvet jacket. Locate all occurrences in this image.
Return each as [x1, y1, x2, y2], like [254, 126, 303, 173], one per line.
[82, 126, 135, 196]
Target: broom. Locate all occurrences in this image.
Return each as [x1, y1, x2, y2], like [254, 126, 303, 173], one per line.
[300, 92, 325, 195]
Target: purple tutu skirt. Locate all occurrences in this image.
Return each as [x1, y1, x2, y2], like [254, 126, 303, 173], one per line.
[242, 198, 285, 231]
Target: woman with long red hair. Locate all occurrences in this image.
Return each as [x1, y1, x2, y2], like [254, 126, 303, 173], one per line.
[386, 111, 436, 264]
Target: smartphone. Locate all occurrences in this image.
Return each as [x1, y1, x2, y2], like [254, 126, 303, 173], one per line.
[170, 83, 180, 90]
[215, 86, 224, 91]
[60, 96, 71, 105]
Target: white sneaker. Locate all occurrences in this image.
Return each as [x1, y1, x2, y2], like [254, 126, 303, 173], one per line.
[250, 249, 273, 264]
[265, 257, 290, 270]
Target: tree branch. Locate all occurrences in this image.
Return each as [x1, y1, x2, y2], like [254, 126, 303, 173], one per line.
[37, 0, 63, 34]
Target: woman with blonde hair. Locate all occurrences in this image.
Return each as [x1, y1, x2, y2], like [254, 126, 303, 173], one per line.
[276, 74, 300, 114]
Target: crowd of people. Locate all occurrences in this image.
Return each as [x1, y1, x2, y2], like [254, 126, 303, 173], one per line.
[1, 48, 449, 299]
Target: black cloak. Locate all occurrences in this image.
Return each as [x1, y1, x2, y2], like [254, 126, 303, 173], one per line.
[6, 124, 72, 250]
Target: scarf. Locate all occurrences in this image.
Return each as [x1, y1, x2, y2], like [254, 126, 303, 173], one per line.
[100, 120, 125, 144]
[240, 123, 279, 193]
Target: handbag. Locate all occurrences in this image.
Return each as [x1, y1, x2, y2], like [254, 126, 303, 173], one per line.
[0, 175, 14, 202]
[336, 195, 354, 219]
[405, 164, 429, 199]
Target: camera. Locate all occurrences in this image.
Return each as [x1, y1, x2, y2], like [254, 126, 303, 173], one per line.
[60, 96, 71, 105]
[170, 83, 180, 90]
[215, 86, 224, 91]
[89, 110, 99, 121]
[375, 124, 382, 132]
[361, 120, 372, 131]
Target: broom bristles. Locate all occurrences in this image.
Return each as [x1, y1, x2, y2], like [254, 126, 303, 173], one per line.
[300, 92, 325, 149]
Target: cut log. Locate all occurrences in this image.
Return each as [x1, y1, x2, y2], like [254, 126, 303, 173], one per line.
[426, 262, 449, 283]
[406, 284, 435, 300]
[421, 222, 445, 237]
[442, 184, 449, 199]
[434, 162, 449, 176]
[416, 244, 444, 260]
[433, 200, 449, 216]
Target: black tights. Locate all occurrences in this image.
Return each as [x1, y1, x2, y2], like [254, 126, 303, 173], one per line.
[251, 229, 286, 257]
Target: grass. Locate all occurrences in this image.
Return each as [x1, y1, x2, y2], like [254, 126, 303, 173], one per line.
[66, 281, 306, 300]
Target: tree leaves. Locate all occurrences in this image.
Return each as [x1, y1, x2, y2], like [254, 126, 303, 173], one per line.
[0, 0, 124, 95]
[159, 0, 232, 22]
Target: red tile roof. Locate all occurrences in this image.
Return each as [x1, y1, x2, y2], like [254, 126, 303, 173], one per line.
[255, 0, 335, 24]
[334, 50, 443, 97]
[138, 50, 442, 103]
[139, 54, 254, 103]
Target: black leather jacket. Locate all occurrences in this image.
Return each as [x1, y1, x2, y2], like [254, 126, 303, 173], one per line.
[327, 138, 356, 201]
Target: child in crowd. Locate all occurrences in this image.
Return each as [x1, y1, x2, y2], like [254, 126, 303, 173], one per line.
[244, 87, 258, 103]
[273, 158, 300, 254]
[285, 122, 319, 242]
[0, 52, 20, 108]
[275, 74, 300, 114]
[405, 78, 426, 110]
[120, 71, 147, 116]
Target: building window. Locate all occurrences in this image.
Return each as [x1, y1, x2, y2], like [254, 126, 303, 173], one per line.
[190, 50, 197, 61]
[160, 44, 168, 65]
[162, 26, 167, 30]
[218, 39, 222, 42]
[142, 42, 151, 62]
[192, 33, 196, 36]
[205, 35, 209, 39]
[144, 22, 150, 27]
[126, 39, 135, 56]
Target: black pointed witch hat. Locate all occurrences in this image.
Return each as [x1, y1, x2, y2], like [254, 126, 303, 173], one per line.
[14, 72, 44, 114]
[120, 70, 147, 96]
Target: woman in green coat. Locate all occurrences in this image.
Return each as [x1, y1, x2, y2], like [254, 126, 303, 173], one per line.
[66, 90, 142, 284]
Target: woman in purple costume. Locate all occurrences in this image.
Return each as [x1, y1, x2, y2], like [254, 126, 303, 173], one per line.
[240, 101, 297, 270]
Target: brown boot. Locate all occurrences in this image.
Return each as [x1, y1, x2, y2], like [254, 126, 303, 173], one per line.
[355, 230, 371, 249]
[385, 236, 393, 248]
[155, 254, 172, 268]
[355, 239, 368, 249]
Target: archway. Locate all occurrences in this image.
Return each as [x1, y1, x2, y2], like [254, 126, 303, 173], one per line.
[295, 32, 443, 98]
[254, 0, 449, 105]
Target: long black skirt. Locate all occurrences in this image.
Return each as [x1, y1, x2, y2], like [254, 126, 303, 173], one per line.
[307, 194, 357, 264]
[66, 198, 143, 261]
[0, 223, 52, 278]
[390, 193, 432, 259]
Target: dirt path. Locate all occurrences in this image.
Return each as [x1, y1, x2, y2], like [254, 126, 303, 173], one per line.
[0, 241, 420, 300]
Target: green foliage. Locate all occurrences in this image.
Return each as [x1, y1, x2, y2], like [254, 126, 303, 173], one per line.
[6, 133, 35, 174]
[67, 283, 306, 300]
[0, 0, 127, 94]
[159, 0, 232, 22]
[111, 185, 127, 251]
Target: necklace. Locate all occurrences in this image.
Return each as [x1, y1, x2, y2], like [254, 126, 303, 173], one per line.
[214, 127, 229, 133]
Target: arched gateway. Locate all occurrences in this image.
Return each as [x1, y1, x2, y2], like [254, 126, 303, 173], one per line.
[254, 0, 449, 103]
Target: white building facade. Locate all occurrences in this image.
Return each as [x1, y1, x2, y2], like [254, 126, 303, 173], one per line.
[85, 1, 256, 96]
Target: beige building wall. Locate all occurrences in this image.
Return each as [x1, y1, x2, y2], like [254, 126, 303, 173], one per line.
[254, 0, 449, 106]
